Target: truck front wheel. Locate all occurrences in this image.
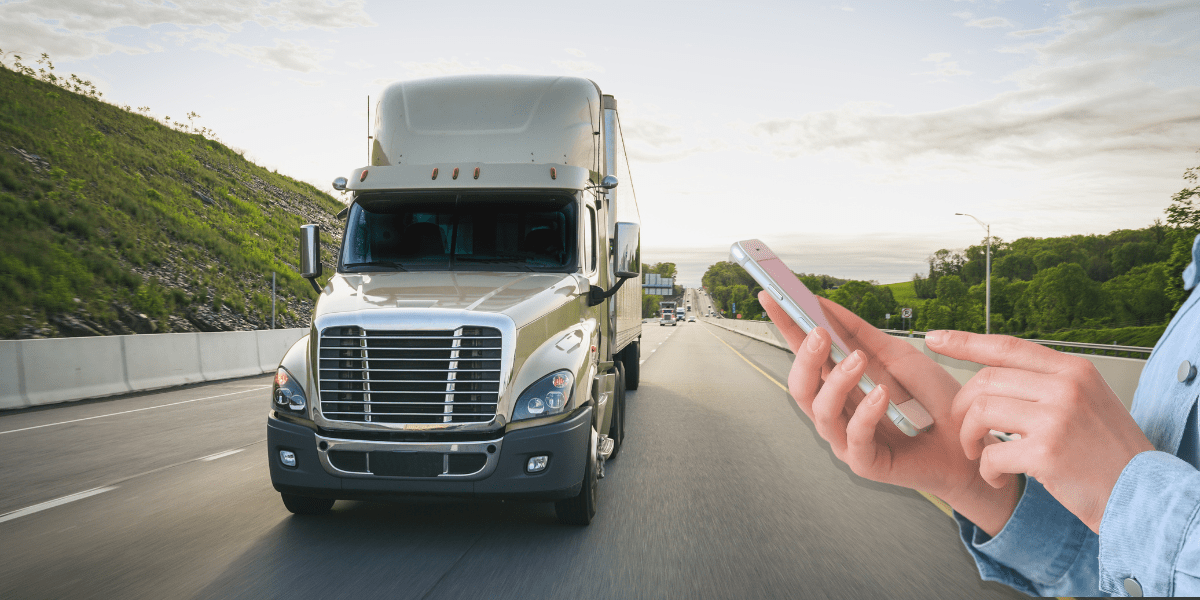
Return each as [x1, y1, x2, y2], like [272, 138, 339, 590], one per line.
[607, 362, 626, 459]
[280, 493, 335, 516]
[555, 431, 598, 526]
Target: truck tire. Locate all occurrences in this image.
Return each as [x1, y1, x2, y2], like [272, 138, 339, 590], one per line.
[280, 493, 335, 516]
[621, 341, 640, 390]
[608, 361, 626, 459]
[555, 432, 598, 526]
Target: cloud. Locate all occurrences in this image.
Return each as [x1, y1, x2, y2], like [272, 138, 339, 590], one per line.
[915, 52, 972, 78]
[1009, 27, 1051, 38]
[397, 57, 488, 78]
[246, 39, 328, 73]
[564, 48, 585, 57]
[0, 0, 373, 60]
[551, 59, 605, 74]
[966, 16, 1014, 29]
[752, 1, 1200, 168]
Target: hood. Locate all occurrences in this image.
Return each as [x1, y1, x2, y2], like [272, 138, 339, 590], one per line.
[315, 271, 583, 328]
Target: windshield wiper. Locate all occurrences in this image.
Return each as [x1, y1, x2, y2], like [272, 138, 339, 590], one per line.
[342, 261, 409, 272]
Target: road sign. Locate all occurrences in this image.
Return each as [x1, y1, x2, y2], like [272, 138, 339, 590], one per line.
[901, 308, 912, 318]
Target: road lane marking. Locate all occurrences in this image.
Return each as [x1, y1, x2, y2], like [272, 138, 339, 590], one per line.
[0, 386, 270, 436]
[703, 325, 962, 529]
[200, 449, 245, 461]
[701, 326, 787, 392]
[0, 487, 117, 524]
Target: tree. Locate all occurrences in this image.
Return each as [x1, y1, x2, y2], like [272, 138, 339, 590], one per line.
[1022, 262, 1107, 333]
[1104, 263, 1171, 327]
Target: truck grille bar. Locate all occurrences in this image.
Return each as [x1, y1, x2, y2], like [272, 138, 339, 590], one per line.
[317, 326, 501, 425]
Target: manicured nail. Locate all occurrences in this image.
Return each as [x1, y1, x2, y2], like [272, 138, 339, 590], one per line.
[842, 350, 863, 371]
[806, 332, 822, 353]
[865, 384, 884, 404]
[926, 330, 944, 345]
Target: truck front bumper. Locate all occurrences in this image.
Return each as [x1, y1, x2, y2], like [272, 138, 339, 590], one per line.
[268, 407, 591, 502]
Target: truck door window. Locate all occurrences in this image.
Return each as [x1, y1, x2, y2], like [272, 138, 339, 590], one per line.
[341, 192, 578, 273]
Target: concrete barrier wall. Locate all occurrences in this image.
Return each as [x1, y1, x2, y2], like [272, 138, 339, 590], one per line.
[0, 328, 306, 411]
[703, 318, 1147, 410]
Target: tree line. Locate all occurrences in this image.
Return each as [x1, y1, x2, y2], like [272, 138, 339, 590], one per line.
[692, 157, 1200, 346]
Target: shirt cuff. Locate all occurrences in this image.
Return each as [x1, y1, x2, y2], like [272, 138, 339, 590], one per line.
[1099, 450, 1200, 596]
[955, 475, 1098, 596]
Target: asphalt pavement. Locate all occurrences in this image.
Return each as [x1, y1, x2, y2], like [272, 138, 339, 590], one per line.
[0, 323, 1026, 599]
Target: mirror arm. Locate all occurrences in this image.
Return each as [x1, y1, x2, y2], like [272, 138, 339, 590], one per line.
[588, 275, 631, 307]
[306, 277, 323, 294]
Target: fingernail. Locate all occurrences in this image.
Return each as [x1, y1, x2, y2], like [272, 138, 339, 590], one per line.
[842, 350, 863, 371]
[865, 384, 884, 404]
[806, 332, 822, 354]
[926, 330, 943, 345]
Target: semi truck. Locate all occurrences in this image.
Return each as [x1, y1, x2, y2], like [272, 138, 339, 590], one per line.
[268, 75, 642, 526]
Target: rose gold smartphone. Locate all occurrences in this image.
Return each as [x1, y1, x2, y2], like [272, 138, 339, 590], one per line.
[730, 239, 932, 436]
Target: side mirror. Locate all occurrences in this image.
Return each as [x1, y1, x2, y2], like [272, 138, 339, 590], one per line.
[300, 224, 323, 293]
[613, 222, 639, 278]
[601, 175, 618, 190]
[332, 177, 348, 191]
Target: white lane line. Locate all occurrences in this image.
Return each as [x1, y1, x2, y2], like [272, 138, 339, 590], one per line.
[0, 386, 270, 436]
[200, 448, 245, 462]
[0, 487, 117, 524]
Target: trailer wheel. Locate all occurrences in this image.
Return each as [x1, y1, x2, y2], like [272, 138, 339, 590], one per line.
[621, 341, 640, 390]
[280, 493, 335, 516]
[608, 361, 626, 459]
[555, 431, 598, 526]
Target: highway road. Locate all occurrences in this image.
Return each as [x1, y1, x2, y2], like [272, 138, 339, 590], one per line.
[0, 322, 1026, 599]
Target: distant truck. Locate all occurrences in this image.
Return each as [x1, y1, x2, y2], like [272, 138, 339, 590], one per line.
[268, 75, 642, 526]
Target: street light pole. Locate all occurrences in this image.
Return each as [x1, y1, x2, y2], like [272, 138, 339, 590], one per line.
[956, 213, 991, 334]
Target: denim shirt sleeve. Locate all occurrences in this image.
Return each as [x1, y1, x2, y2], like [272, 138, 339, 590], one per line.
[1098, 451, 1200, 596]
[954, 476, 1101, 596]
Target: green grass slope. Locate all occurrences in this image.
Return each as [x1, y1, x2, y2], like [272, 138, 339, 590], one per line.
[0, 63, 343, 338]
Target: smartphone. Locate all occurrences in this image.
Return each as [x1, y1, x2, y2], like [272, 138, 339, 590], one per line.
[730, 239, 933, 436]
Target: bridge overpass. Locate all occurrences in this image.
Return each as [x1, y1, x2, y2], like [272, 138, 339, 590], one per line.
[0, 291, 1148, 598]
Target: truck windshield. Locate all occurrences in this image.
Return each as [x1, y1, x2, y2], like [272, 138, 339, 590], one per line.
[340, 191, 578, 272]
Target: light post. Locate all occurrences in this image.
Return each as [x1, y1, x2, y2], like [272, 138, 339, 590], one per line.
[956, 213, 991, 334]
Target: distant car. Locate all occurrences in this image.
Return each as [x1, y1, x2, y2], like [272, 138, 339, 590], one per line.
[660, 316, 677, 326]
[687, 316, 696, 322]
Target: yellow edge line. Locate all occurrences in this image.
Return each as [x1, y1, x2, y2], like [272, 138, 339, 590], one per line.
[701, 325, 788, 392]
[702, 324, 1075, 600]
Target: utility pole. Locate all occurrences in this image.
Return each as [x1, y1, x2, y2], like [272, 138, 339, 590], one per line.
[271, 272, 276, 330]
[956, 213, 991, 334]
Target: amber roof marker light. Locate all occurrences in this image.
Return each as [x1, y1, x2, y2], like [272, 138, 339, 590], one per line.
[359, 169, 368, 182]
[452, 167, 460, 180]
[431, 167, 439, 180]
[550, 167, 556, 180]
[474, 167, 480, 180]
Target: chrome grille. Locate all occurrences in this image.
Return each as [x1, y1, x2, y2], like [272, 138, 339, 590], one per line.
[317, 326, 502, 424]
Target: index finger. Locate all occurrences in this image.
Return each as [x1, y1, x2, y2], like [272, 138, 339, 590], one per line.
[925, 330, 1072, 374]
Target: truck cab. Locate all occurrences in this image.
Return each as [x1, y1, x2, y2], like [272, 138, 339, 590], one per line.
[268, 75, 642, 526]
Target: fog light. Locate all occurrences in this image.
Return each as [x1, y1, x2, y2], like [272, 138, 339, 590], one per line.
[526, 455, 548, 473]
[526, 397, 545, 415]
[279, 450, 297, 467]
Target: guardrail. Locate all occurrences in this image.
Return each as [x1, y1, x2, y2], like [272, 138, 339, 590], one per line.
[0, 328, 308, 411]
[701, 318, 1146, 411]
[880, 329, 1154, 359]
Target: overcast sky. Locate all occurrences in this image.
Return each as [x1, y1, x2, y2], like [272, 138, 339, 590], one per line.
[4, 0, 1199, 286]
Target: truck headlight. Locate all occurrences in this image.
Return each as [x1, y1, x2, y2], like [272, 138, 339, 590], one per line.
[272, 367, 308, 413]
[512, 370, 574, 422]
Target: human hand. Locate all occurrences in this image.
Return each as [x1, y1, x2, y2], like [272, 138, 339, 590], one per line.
[928, 330, 1155, 534]
[760, 292, 1020, 533]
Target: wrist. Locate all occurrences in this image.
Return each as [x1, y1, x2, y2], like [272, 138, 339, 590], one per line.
[943, 473, 1023, 538]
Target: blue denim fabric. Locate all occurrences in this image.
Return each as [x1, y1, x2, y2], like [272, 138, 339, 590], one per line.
[954, 233, 1200, 597]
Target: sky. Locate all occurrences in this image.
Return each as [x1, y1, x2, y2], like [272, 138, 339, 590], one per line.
[3, 0, 1199, 287]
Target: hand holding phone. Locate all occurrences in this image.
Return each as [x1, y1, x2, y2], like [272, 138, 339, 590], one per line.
[730, 239, 932, 436]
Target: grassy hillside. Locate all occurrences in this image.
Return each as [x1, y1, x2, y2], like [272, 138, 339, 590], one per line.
[879, 280, 926, 317]
[0, 60, 343, 339]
